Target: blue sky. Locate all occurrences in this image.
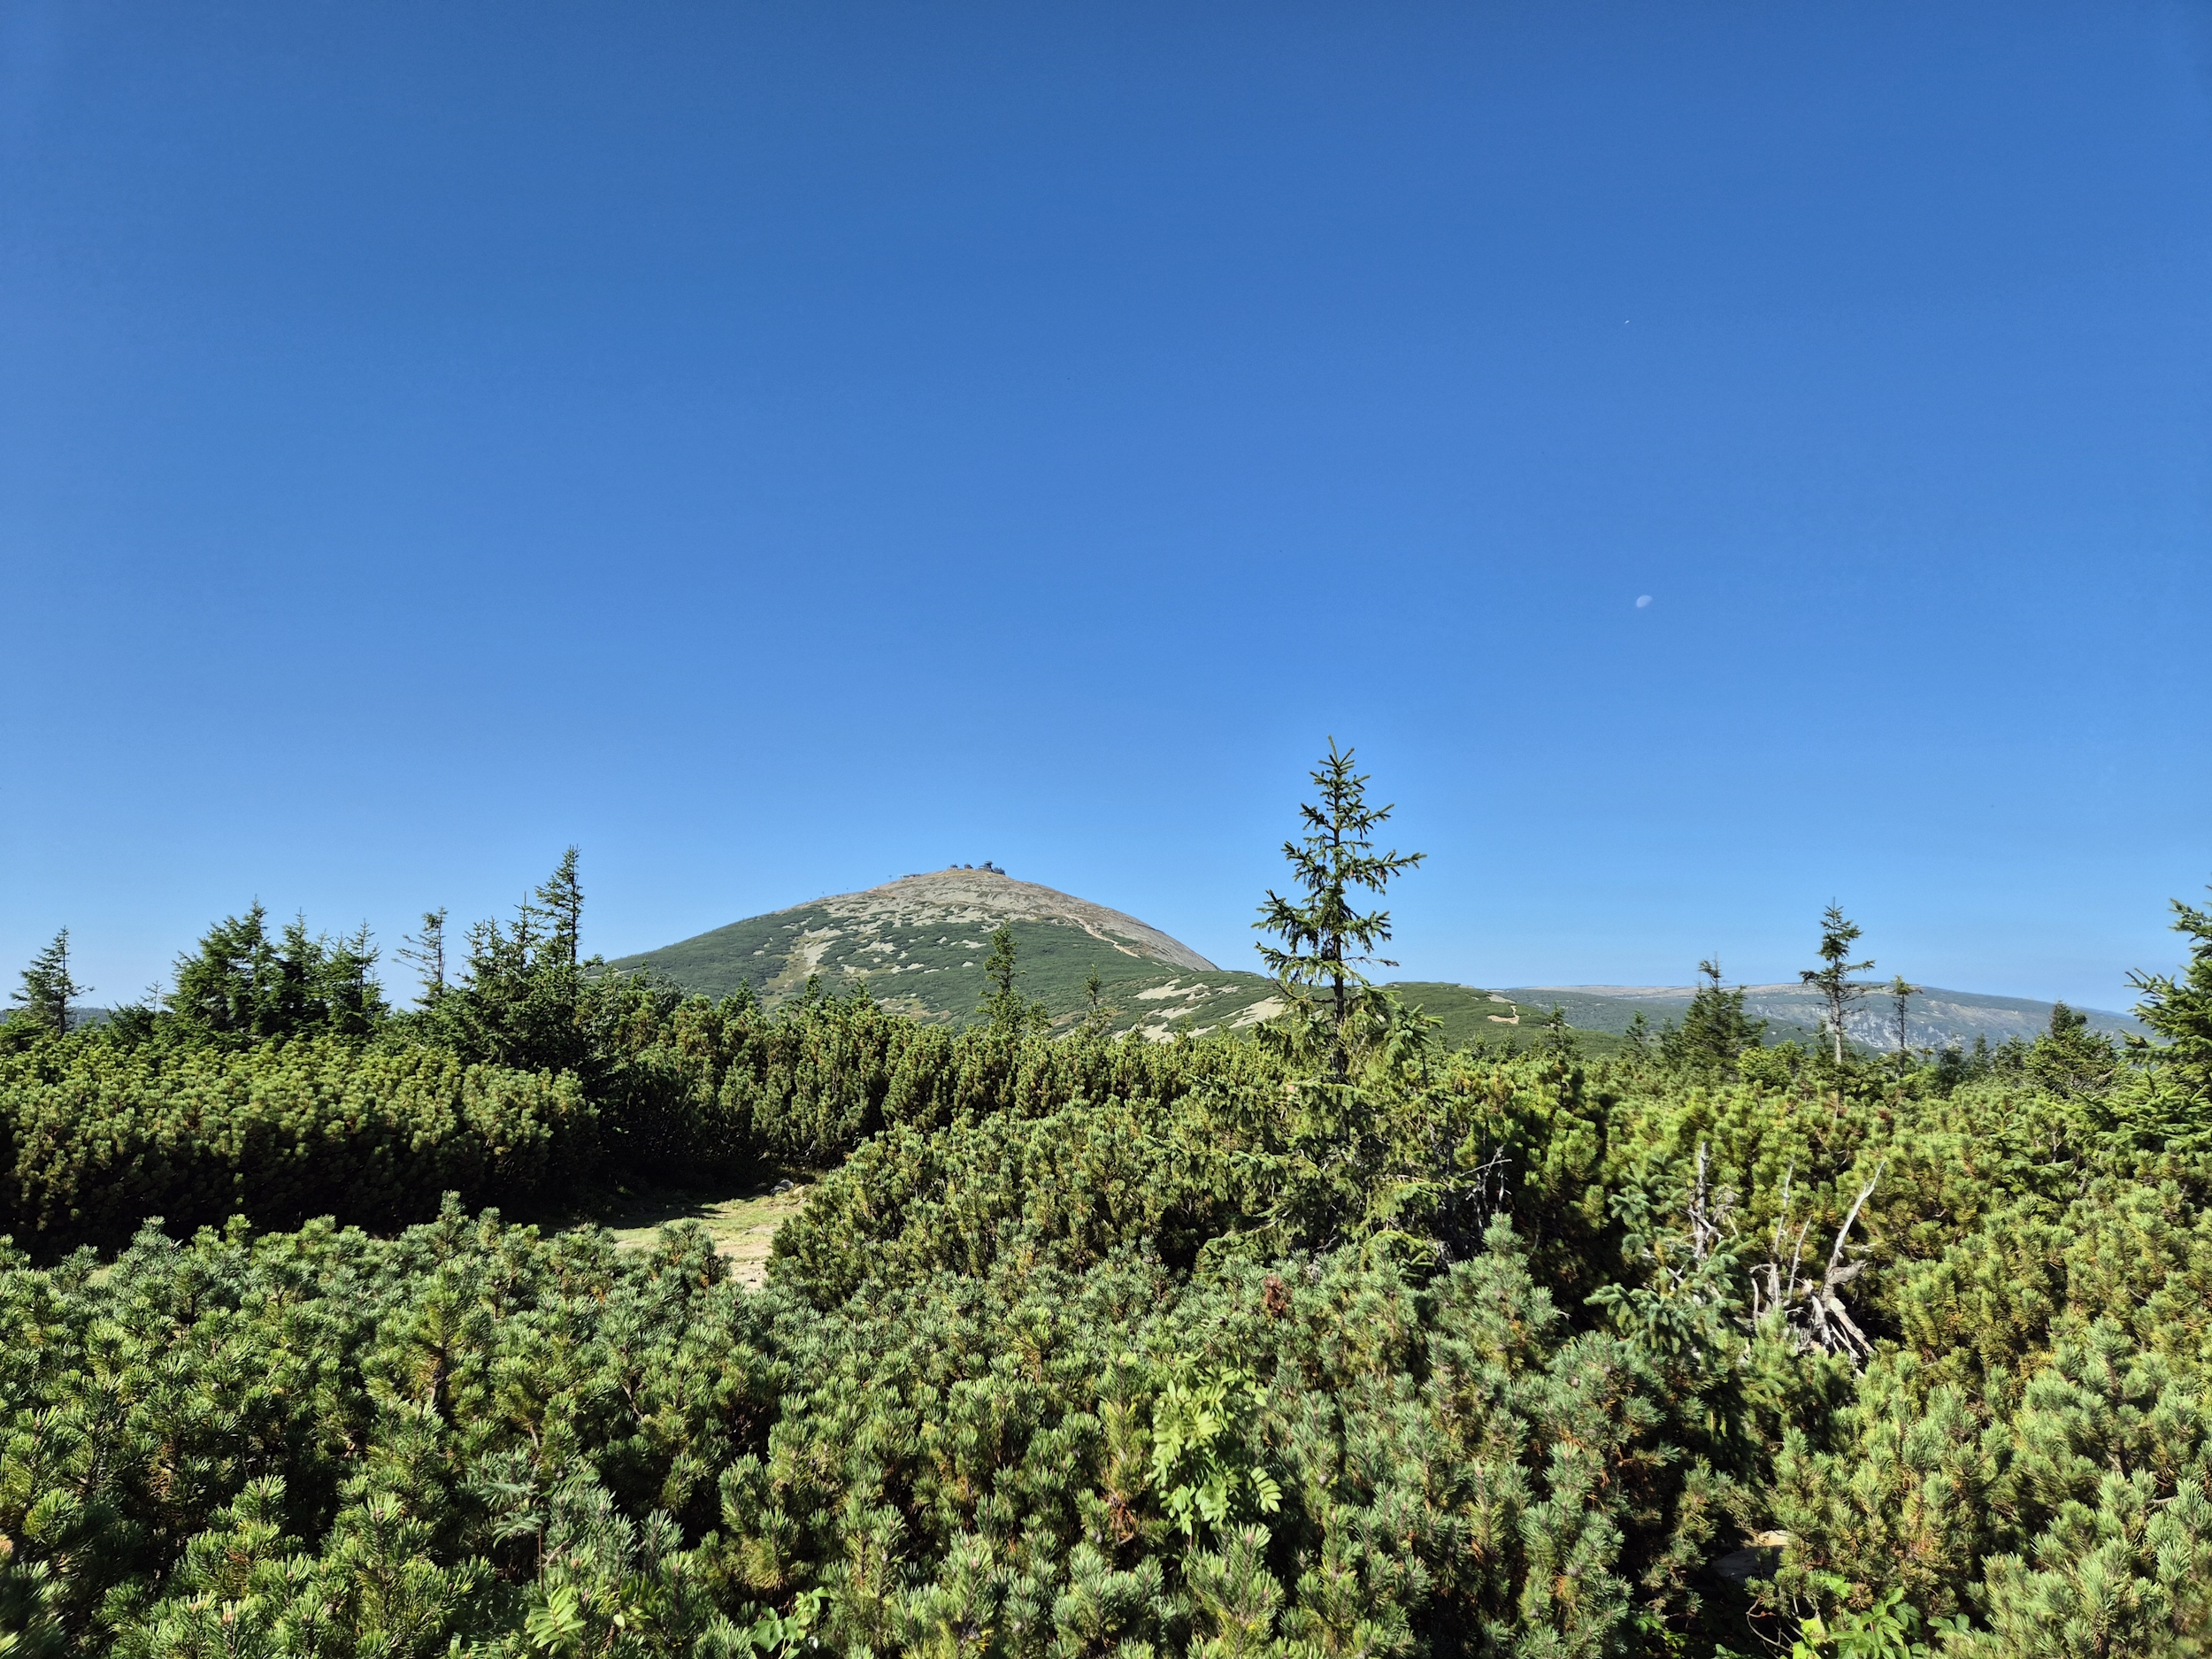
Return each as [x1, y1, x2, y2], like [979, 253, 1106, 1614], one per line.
[3, 2, 2208, 1013]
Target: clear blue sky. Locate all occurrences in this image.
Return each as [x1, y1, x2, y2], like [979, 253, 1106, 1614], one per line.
[4, 2, 2208, 1013]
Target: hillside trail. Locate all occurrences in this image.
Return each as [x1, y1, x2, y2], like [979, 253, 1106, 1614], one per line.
[555, 1176, 813, 1287]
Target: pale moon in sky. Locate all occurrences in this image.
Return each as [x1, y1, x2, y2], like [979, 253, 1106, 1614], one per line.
[1635, 595, 1653, 608]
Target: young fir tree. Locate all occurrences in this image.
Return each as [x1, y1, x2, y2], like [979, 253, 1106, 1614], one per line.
[1255, 739, 1424, 1083]
[537, 848, 584, 968]
[1078, 968, 1118, 1039]
[1663, 957, 1766, 1074]
[397, 908, 449, 1002]
[2130, 889, 2212, 1102]
[1885, 974, 1918, 1075]
[10, 927, 88, 1037]
[1800, 902, 1873, 1064]
[976, 924, 1048, 1035]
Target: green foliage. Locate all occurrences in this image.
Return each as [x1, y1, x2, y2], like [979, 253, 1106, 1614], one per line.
[1800, 904, 1874, 1065]
[16, 823, 2212, 1653]
[977, 925, 1051, 1036]
[1659, 962, 1767, 1079]
[0, 1035, 591, 1248]
[6, 930, 87, 1042]
[168, 904, 387, 1045]
[2020, 1002, 2118, 1097]
[2131, 889, 2212, 1104]
[1256, 739, 1424, 1079]
[1148, 1366, 1281, 1540]
[11, 944, 2212, 1654]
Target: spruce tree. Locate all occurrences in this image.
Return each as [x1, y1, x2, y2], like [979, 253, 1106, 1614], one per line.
[170, 903, 280, 1041]
[537, 848, 584, 967]
[1886, 974, 1917, 1075]
[1078, 968, 1118, 1039]
[397, 908, 449, 1002]
[10, 927, 88, 1036]
[1800, 902, 1873, 1064]
[976, 924, 1048, 1034]
[1663, 957, 1766, 1074]
[2025, 1000, 2117, 1095]
[169, 904, 385, 1043]
[1255, 740, 1424, 1082]
[2130, 889, 2212, 1101]
[423, 855, 600, 1077]
[316, 923, 386, 1037]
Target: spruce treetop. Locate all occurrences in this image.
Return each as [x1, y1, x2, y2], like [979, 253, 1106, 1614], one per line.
[1801, 902, 1874, 1064]
[11, 927, 88, 1037]
[2131, 888, 2212, 1099]
[1255, 738, 1424, 1078]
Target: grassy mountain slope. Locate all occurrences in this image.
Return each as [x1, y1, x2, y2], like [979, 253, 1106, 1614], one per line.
[608, 871, 1617, 1050]
[608, 868, 1283, 1040]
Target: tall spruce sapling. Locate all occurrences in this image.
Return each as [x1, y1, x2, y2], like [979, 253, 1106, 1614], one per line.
[537, 847, 584, 967]
[397, 908, 449, 1002]
[1255, 738, 1425, 1082]
[1078, 968, 1118, 1039]
[1885, 974, 1918, 1075]
[1800, 902, 1873, 1064]
[977, 924, 1049, 1035]
[1663, 957, 1766, 1074]
[10, 927, 88, 1037]
[2130, 888, 2212, 1099]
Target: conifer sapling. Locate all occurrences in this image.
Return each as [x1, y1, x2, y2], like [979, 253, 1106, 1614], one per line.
[1254, 739, 1424, 1082]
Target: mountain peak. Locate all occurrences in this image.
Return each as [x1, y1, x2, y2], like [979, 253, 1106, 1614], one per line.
[841, 869, 1217, 972]
[607, 870, 1221, 1023]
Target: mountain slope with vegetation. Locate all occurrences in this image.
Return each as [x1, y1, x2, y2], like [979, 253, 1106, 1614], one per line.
[610, 870, 1603, 1050]
[606, 867, 1277, 1038]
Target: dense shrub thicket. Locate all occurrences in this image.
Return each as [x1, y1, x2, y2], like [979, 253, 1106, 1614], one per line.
[7, 831, 2212, 1656]
[0, 1039, 588, 1244]
[0, 851, 1275, 1253]
[0, 989, 1270, 1253]
[5, 902, 2212, 1659]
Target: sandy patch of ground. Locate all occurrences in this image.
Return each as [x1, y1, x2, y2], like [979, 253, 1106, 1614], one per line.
[565, 1179, 814, 1288]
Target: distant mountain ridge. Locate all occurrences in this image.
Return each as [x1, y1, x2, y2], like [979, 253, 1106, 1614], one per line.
[1500, 982, 2143, 1050]
[611, 872, 2128, 1056]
